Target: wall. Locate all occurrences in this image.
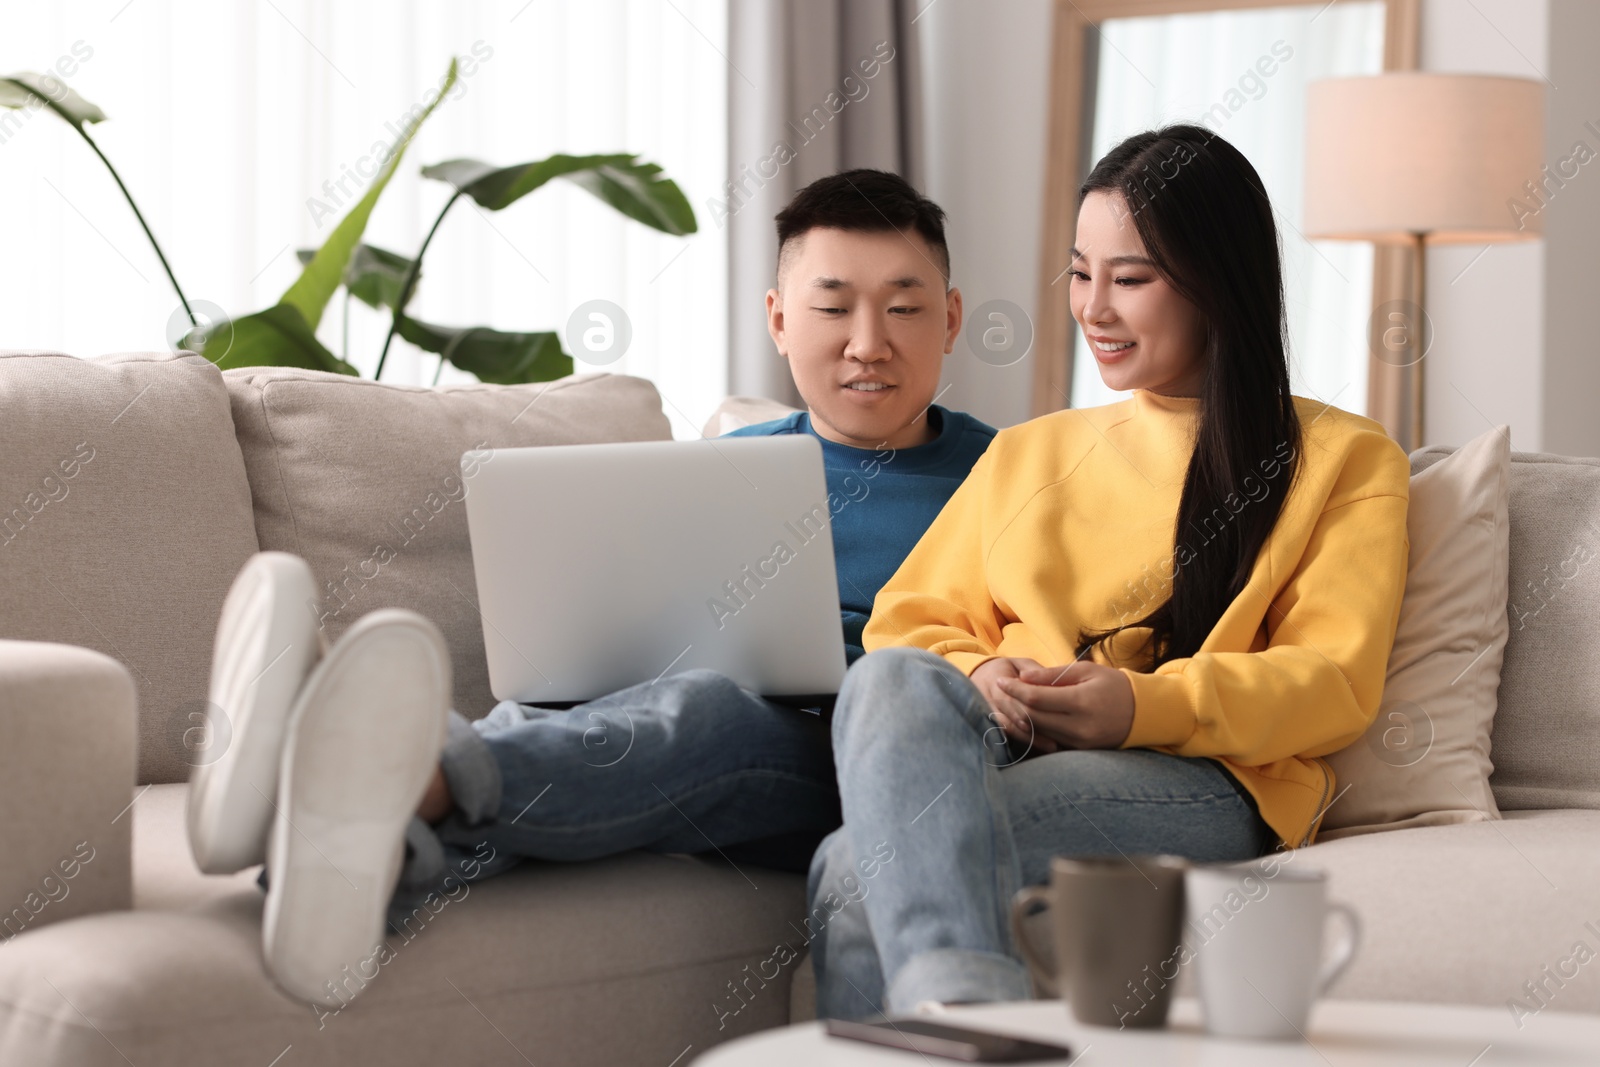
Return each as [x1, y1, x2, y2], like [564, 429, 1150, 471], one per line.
[1421, 0, 1550, 452]
[1537, 0, 1600, 457]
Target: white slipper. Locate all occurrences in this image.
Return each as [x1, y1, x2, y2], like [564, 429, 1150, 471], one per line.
[188, 552, 321, 875]
[261, 608, 451, 1007]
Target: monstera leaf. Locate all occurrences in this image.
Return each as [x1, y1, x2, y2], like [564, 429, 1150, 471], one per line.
[297, 243, 417, 311]
[0, 72, 106, 126]
[204, 59, 459, 372]
[373, 152, 696, 379]
[2, 71, 199, 321]
[281, 59, 459, 333]
[190, 302, 357, 375]
[421, 153, 696, 235]
[397, 316, 571, 385]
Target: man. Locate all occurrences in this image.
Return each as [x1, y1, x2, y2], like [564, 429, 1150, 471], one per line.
[187, 168, 996, 1007]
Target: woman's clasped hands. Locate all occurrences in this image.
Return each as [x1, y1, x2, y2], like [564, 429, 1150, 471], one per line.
[969, 656, 1135, 754]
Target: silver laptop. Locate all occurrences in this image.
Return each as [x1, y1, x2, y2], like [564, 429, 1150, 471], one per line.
[461, 436, 847, 704]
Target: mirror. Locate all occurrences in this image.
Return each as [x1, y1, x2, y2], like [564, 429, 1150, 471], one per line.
[1072, 3, 1387, 413]
[1035, 0, 1420, 432]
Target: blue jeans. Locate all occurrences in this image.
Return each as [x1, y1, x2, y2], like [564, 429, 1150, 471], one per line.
[808, 647, 1275, 1019]
[393, 668, 840, 919]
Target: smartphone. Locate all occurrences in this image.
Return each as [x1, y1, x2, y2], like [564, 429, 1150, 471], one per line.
[824, 1017, 1073, 1062]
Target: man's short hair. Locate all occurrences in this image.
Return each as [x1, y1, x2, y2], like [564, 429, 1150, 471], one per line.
[774, 169, 951, 287]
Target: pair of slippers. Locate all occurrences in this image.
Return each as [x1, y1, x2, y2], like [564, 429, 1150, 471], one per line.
[186, 552, 452, 1006]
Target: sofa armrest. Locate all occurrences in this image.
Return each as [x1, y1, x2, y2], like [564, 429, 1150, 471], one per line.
[0, 641, 135, 938]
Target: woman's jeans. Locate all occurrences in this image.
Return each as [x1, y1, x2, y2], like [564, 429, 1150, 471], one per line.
[392, 667, 841, 922]
[808, 647, 1275, 1020]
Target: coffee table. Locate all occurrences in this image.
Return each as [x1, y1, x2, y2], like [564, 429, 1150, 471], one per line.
[694, 997, 1600, 1065]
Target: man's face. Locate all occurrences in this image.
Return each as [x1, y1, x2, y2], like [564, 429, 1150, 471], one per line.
[766, 227, 961, 451]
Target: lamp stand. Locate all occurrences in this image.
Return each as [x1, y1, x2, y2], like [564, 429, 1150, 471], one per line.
[1404, 230, 1426, 452]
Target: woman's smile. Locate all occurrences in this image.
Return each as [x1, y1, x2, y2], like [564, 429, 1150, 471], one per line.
[1089, 334, 1137, 364]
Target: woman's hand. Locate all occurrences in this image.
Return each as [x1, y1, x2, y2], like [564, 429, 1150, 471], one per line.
[994, 661, 1137, 751]
[970, 657, 1055, 752]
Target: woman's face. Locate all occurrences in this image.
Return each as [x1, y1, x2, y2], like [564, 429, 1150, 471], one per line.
[1069, 190, 1209, 397]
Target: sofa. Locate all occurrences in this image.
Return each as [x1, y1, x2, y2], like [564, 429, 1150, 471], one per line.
[1, 350, 1597, 1066]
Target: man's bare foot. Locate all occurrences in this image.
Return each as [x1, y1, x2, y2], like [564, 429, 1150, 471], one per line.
[417, 766, 453, 823]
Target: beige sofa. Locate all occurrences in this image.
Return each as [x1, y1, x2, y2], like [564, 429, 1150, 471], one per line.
[0, 352, 810, 1066]
[2, 351, 1598, 1065]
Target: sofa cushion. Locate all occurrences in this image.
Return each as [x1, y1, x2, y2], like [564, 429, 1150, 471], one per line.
[1296, 809, 1600, 1014]
[1412, 446, 1600, 811]
[702, 396, 803, 437]
[1320, 426, 1510, 838]
[0, 784, 808, 1066]
[223, 369, 672, 721]
[0, 352, 260, 786]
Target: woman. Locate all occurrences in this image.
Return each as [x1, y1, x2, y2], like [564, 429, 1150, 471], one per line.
[808, 124, 1410, 1018]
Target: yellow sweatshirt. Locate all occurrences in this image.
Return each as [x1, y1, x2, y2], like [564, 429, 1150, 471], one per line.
[863, 390, 1410, 848]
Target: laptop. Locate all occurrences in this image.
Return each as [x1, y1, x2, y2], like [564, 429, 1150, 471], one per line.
[461, 436, 848, 705]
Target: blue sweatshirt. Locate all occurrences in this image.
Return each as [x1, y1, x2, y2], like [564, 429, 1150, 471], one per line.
[723, 404, 995, 663]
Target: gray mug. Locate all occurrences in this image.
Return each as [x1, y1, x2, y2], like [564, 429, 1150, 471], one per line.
[1010, 854, 1188, 1029]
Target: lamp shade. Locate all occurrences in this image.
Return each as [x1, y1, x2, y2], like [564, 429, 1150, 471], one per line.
[1304, 73, 1545, 244]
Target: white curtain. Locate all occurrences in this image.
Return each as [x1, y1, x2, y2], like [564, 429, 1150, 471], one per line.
[1, 0, 728, 438]
[1070, 1, 1386, 415]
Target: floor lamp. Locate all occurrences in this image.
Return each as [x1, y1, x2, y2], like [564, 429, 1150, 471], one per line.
[1303, 72, 1545, 450]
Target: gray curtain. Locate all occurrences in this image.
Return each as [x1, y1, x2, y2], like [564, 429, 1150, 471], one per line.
[725, 0, 926, 405]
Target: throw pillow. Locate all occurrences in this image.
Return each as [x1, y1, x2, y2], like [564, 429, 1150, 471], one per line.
[1318, 424, 1511, 839]
[224, 368, 672, 721]
[701, 396, 802, 437]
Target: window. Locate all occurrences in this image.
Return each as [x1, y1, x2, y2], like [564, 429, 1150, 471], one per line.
[1, 0, 728, 437]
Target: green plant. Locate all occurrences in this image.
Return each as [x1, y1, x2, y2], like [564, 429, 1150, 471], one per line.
[196, 61, 465, 377]
[377, 153, 696, 383]
[3, 59, 698, 386]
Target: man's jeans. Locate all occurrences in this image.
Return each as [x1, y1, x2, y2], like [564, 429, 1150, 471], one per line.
[808, 647, 1276, 1020]
[394, 667, 840, 918]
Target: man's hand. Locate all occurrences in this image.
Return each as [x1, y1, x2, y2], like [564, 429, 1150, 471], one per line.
[997, 661, 1136, 751]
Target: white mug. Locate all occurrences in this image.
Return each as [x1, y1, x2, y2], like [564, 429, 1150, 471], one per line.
[1183, 861, 1360, 1040]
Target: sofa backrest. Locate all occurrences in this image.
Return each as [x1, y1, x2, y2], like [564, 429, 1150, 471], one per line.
[223, 367, 673, 731]
[1412, 443, 1600, 811]
[0, 355, 675, 787]
[0, 352, 261, 786]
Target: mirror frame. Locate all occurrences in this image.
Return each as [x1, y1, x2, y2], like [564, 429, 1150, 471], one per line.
[1032, 0, 1422, 443]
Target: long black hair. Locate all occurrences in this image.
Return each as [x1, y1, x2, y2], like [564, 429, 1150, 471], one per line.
[1078, 124, 1301, 668]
